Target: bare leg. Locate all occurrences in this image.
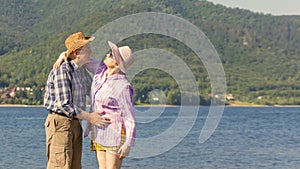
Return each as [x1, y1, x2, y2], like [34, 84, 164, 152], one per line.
[106, 151, 123, 169]
[96, 150, 107, 169]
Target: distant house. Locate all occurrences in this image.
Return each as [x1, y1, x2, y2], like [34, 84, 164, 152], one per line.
[9, 88, 16, 97]
[208, 93, 234, 100]
[152, 97, 159, 101]
[1, 93, 10, 99]
[16, 87, 32, 91]
[257, 96, 263, 100]
[1, 88, 17, 99]
[225, 94, 235, 100]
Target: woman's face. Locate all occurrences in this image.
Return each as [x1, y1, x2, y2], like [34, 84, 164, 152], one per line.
[104, 52, 118, 68]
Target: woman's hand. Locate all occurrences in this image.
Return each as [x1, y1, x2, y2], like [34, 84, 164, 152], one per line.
[53, 51, 68, 69]
[118, 145, 131, 159]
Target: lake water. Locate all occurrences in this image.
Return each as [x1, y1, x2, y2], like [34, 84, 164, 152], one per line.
[0, 106, 300, 169]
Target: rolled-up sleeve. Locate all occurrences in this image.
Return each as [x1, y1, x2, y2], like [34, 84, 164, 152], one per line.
[84, 57, 100, 74]
[120, 85, 136, 146]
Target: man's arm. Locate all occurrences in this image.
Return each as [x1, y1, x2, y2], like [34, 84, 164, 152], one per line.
[76, 111, 111, 127]
[53, 65, 111, 127]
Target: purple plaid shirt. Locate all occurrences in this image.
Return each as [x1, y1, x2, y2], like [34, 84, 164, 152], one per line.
[44, 60, 92, 117]
[90, 62, 136, 147]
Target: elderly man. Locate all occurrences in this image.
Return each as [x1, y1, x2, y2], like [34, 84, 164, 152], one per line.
[44, 32, 111, 169]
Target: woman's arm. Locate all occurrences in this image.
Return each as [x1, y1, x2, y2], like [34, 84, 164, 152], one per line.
[118, 85, 135, 158]
[120, 85, 136, 146]
[84, 57, 101, 74]
[53, 51, 101, 75]
[53, 51, 68, 69]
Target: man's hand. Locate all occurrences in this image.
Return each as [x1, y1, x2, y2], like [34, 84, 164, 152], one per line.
[84, 122, 91, 138]
[87, 111, 111, 128]
[75, 110, 111, 129]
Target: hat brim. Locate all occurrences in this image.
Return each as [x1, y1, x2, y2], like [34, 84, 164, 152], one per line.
[108, 41, 126, 73]
[66, 36, 95, 57]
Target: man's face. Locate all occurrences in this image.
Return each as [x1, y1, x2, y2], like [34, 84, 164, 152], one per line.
[77, 44, 92, 65]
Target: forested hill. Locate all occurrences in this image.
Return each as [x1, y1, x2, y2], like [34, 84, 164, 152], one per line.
[0, 0, 300, 105]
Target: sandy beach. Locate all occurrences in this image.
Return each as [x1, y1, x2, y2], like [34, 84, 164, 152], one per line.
[1, 103, 300, 108]
[0, 104, 43, 107]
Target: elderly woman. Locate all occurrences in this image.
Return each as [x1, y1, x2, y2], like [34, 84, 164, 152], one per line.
[84, 41, 136, 169]
[55, 41, 136, 169]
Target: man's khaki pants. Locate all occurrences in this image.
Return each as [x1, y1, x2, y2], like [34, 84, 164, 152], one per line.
[45, 113, 82, 169]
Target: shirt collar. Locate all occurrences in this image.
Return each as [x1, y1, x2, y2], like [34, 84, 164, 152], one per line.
[104, 69, 126, 80]
[69, 60, 79, 71]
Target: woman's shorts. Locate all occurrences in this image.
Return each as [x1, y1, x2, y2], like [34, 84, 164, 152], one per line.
[90, 127, 125, 152]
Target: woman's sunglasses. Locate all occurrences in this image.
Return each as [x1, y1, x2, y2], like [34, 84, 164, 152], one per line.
[107, 52, 115, 60]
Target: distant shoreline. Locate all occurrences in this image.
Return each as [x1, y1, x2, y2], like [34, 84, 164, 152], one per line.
[1, 104, 300, 108]
[0, 104, 43, 107]
[226, 104, 300, 107]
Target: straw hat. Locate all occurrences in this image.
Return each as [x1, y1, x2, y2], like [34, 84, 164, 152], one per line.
[108, 41, 134, 73]
[65, 32, 95, 58]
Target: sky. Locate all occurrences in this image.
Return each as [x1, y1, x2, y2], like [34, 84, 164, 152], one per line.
[207, 0, 300, 15]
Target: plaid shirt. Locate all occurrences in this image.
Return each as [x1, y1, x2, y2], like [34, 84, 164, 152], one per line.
[44, 60, 92, 117]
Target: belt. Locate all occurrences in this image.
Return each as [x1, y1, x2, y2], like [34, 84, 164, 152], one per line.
[49, 110, 78, 120]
